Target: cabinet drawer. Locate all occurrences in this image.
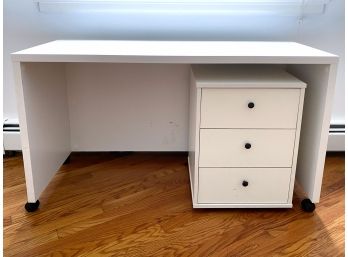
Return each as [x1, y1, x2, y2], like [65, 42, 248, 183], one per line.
[200, 88, 300, 129]
[199, 129, 295, 167]
[198, 168, 291, 204]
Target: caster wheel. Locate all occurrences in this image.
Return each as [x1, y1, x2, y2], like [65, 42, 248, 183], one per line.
[301, 198, 315, 212]
[63, 156, 71, 165]
[25, 200, 40, 212]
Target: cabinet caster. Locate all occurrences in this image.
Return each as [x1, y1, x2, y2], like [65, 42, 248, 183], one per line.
[301, 198, 315, 212]
[63, 155, 71, 165]
[25, 200, 40, 212]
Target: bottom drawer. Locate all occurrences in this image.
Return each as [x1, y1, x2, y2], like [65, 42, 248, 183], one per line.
[198, 168, 291, 204]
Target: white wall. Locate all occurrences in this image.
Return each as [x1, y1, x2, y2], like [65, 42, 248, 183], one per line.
[297, 0, 345, 124]
[4, 0, 344, 123]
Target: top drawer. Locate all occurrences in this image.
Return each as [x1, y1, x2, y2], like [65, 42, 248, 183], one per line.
[200, 88, 301, 129]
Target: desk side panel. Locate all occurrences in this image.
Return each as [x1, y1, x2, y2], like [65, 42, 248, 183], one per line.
[14, 62, 71, 202]
[188, 69, 201, 203]
[287, 64, 337, 203]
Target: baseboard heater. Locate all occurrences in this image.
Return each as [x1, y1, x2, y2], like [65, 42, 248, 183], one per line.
[3, 119, 21, 152]
[2, 120, 345, 152]
[327, 124, 345, 152]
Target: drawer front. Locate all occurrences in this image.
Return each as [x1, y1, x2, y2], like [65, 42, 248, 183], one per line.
[200, 88, 300, 129]
[198, 168, 291, 204]
[199, 129, 295, 167]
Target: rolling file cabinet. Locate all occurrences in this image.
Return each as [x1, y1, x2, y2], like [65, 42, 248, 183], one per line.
[188, 65, 307, 209]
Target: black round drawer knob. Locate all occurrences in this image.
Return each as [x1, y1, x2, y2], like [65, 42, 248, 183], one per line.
[248, 102, 255, 109]
[242, 180, 249, 187]
[245, 143, 252, 149]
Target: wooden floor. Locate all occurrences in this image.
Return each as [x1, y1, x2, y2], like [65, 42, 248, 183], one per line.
[3, 152, 344, 257]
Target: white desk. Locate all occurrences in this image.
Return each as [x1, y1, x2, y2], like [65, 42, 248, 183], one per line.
[12, 40, 338, 212]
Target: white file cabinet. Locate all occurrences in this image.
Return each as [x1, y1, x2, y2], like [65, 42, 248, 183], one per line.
[188, 65, 307, 209]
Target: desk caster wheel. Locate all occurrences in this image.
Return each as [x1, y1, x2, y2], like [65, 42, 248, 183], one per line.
[25, 200, 40, 212]
[301, 199, 315, 212]
[63, 156, 71, 165]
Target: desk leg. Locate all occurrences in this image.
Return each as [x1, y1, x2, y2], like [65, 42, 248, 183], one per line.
[287, 63, 337, 206]
[13, 62, 71, 212]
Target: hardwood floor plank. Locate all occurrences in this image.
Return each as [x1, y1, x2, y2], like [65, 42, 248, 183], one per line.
[3, 152, 344, 257]
[4, 230, 59, 257]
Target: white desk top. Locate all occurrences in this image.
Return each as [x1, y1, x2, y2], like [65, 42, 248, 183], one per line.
[12, 40, 338, 64]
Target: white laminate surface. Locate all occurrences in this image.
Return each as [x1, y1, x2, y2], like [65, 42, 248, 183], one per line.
[192, 65, 307, 88]
[12, 40, 338, 64]
[200, 88, 302, 129]
[199, 129, 296, 168]
[198, 167, 291, 204]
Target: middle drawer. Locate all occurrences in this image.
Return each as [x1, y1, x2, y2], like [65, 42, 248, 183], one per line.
[199, 129, 296, 167]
